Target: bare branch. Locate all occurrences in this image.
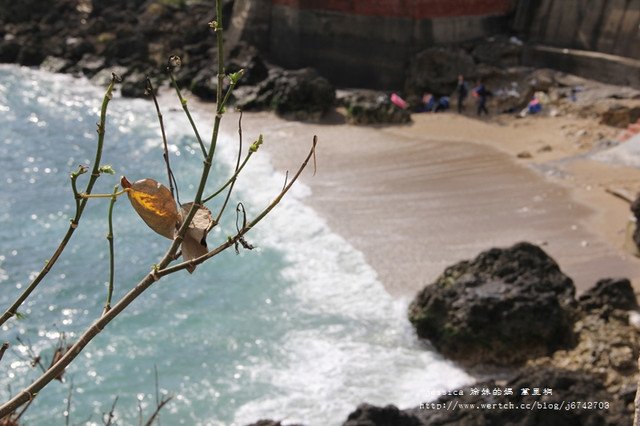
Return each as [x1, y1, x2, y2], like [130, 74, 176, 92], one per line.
[15, 336, 45, 374]
[142, 396, 173, 426]
[104, 185, 120, 314]
[103, 395, 119, 426]
[146, 77, 179, 203]
[0, 342, 9, 364]
[202, 148, 256, 204]
[214, 110, 244, 224]
[64, 379, 73, 426]
[167, 57, 207, 159]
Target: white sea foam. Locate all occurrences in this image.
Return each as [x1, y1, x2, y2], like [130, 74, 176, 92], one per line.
[211, 130, 473, 425]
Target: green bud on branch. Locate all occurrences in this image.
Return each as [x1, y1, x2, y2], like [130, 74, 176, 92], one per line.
[228, 69, 245, 85]
[99, 165, 116, 175]
[250, 134, 264, 153]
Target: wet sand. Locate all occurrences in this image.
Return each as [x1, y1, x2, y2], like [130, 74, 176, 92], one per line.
[214, 108, 640, 298]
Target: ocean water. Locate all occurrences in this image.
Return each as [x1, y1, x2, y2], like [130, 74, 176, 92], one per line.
[0, 65, 472, 425]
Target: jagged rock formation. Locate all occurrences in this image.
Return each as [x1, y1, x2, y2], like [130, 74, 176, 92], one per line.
[408, 242, 577, 365]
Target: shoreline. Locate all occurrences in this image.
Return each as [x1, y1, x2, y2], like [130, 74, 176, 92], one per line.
[214, 107, 640, 298]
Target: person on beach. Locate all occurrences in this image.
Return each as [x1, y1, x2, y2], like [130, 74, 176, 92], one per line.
[435, 96, 450, 112]
[456, 74, 468, 113]
[473, 80, 490, 116]
[419, 93, 436, 112]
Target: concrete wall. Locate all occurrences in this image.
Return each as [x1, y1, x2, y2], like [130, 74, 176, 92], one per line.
[516, 0, 640, 59]
[231, 0, 515, 89]
[514, 0, 640, 88]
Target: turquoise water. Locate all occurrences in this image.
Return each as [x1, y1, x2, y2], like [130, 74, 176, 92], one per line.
[0, 65, 471, 425]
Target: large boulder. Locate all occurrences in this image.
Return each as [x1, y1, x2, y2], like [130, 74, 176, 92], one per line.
[408, 242, 577, 365]
[235, 67, 335, 121]
[269, 68, 335, 120]
[339, 90, 411, 125]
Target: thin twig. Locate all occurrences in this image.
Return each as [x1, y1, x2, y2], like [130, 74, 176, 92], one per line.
[143, 396, 173, 426]
[15, 336, 45, 373]
[64, 379, 73, 426]
[0, 74, 119, 326]
[215, 110, 244, 223]
[104, 185, 119, 314]
[13, 397, 34, 421]
[154, 365, 160, 425]
[147, 78, 178, 203]
[202, 148, 256, 204]
[81, 189, 126, 199]
[104, 395, 118, 426]
[0, 342, 9, 364]
[140, 365, 172, 426]
[167, 64, 207, 158]
[219, 81, 238, 114]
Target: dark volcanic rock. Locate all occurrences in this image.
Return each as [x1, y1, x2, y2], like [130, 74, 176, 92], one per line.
[340, 90, 411, 125]
[408, 242, 577, 365]
[344, 404, 421, 426]
[235, 67, 335, 121]
[343, 368, 627, 425]
[578, 278, 638, 312]
[269, 68, 335, 120]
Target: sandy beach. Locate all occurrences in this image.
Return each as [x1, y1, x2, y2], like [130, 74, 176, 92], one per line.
[215, 108, 640, 299]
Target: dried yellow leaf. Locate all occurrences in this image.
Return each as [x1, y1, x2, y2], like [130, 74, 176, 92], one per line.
[121, 176, 179, 239]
